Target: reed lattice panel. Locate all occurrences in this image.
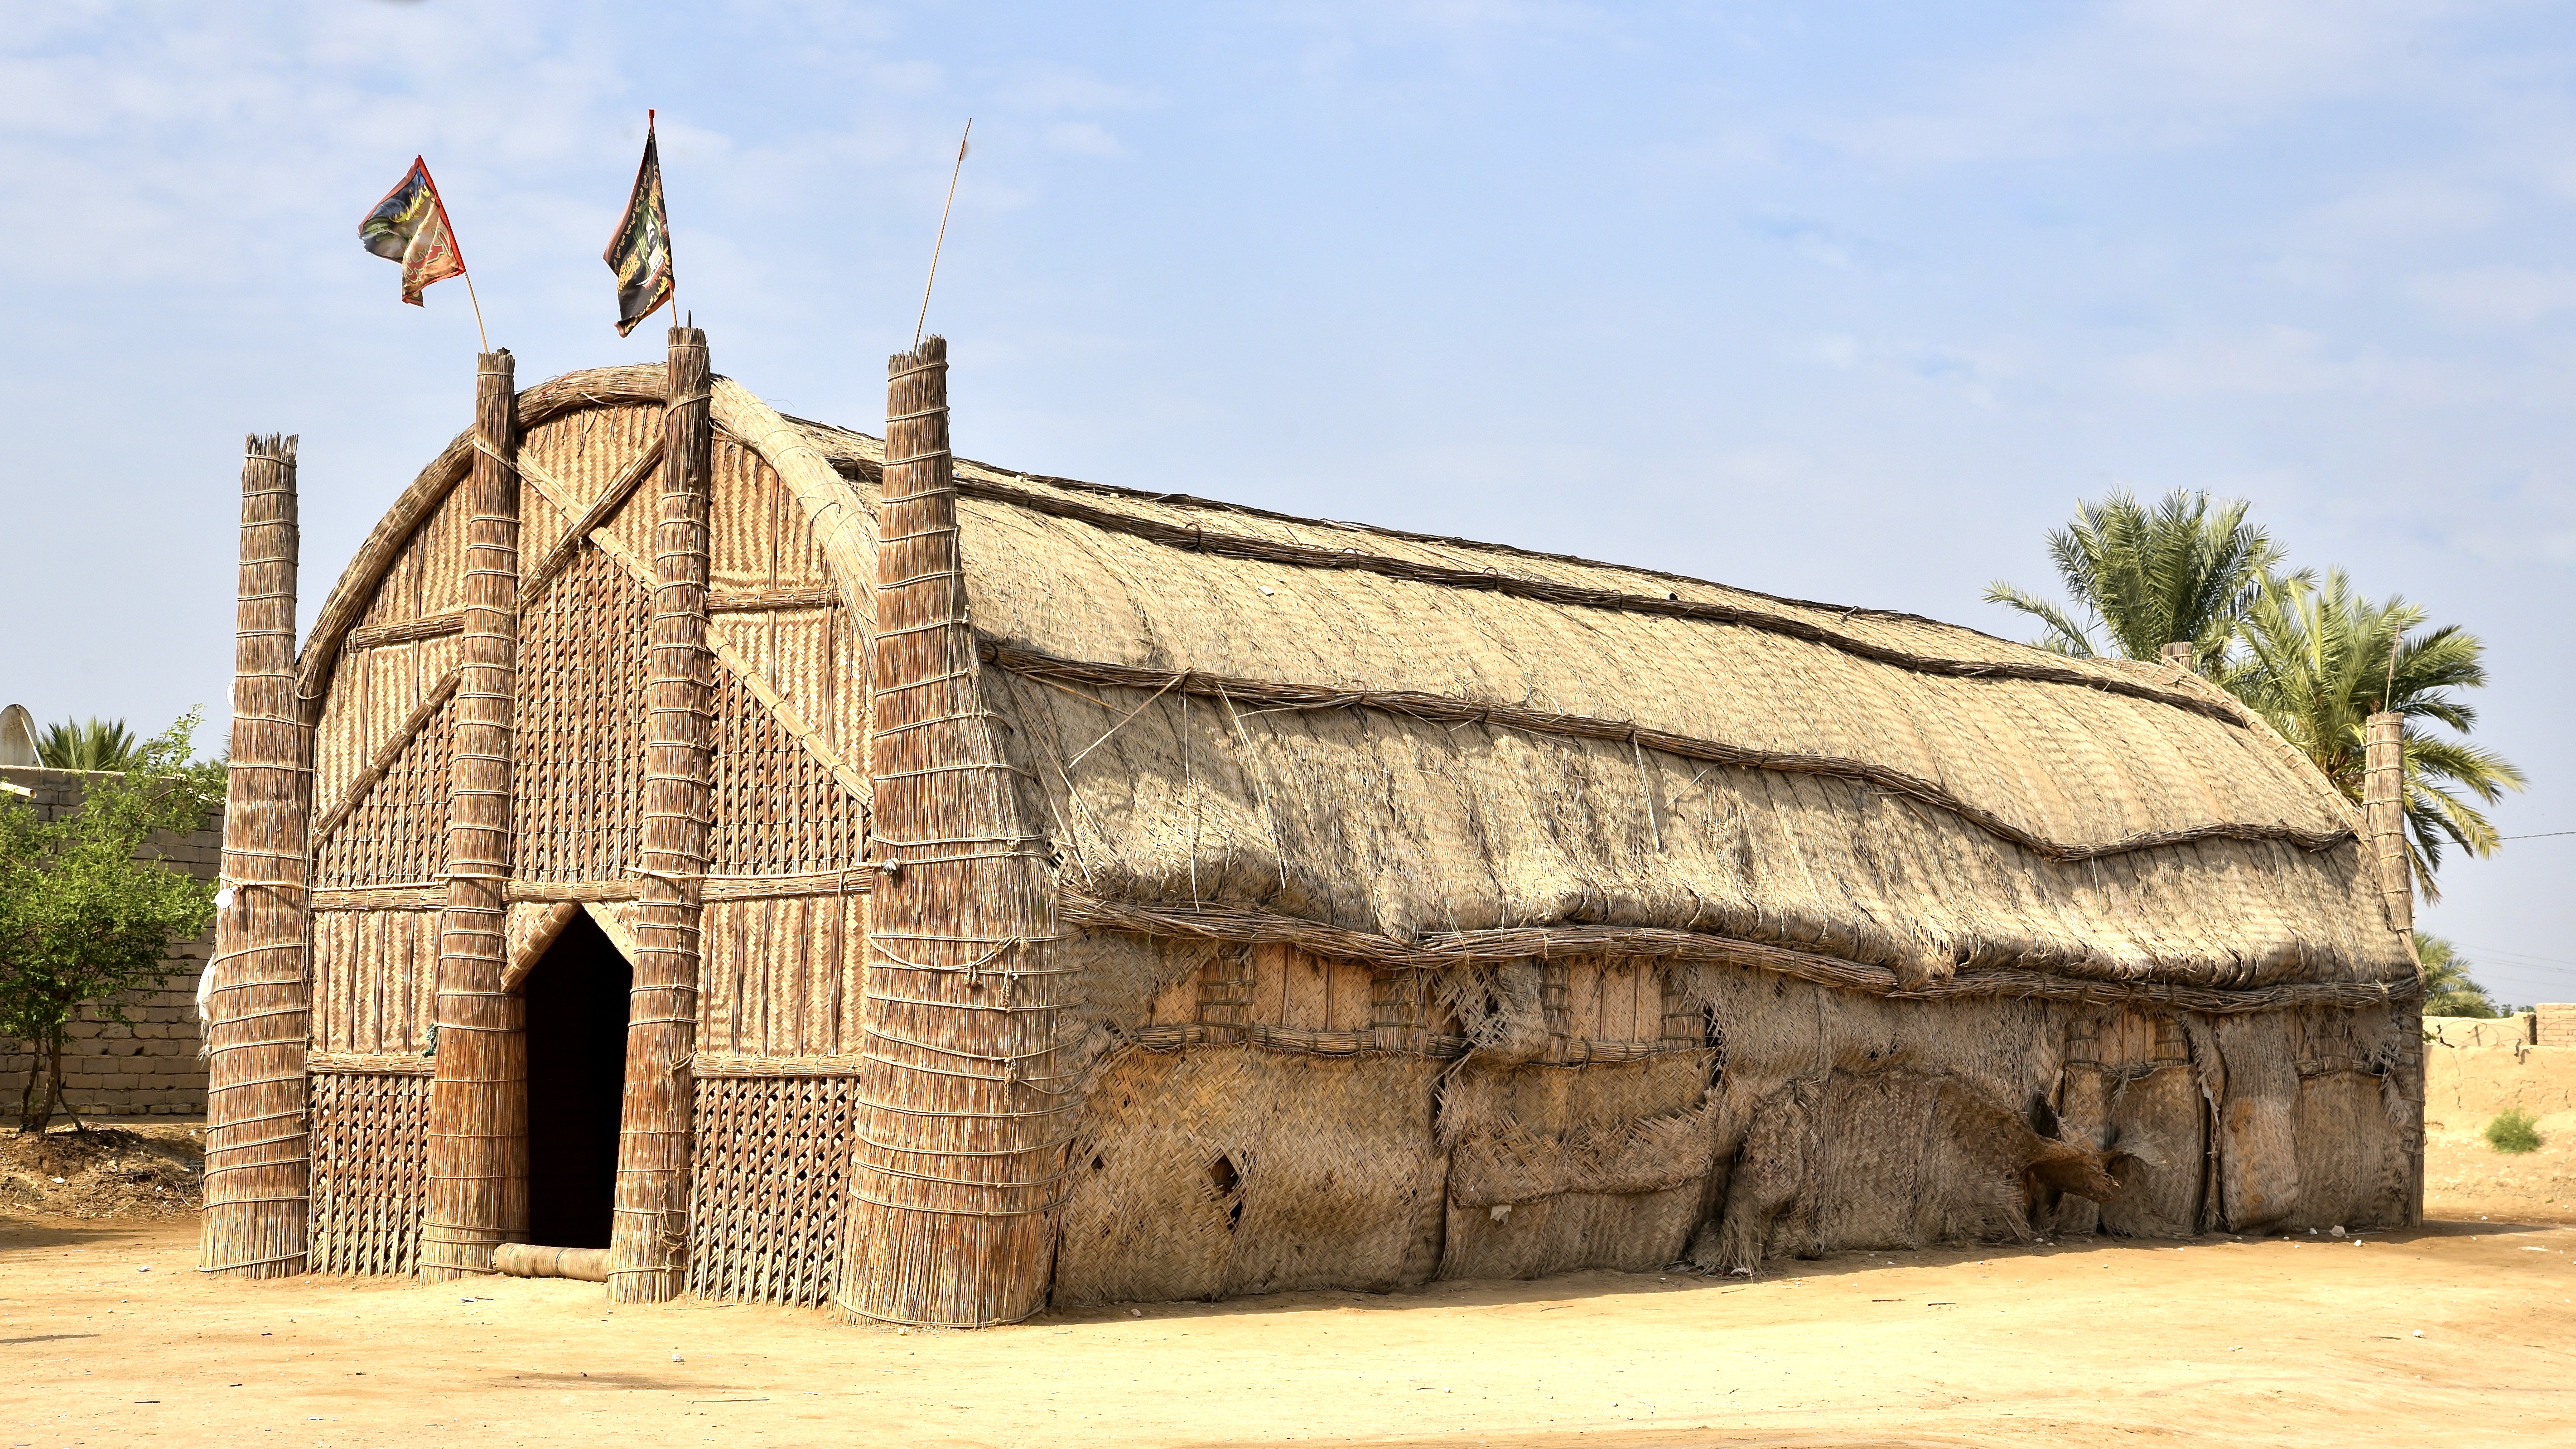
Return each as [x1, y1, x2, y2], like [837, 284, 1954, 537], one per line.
[709, 667, 866, 876]
[686, 1073, 856, 1307]
[309, 1070, 433, 1276]
[514, 546, 653, 882]
[313, 697, 453, 887]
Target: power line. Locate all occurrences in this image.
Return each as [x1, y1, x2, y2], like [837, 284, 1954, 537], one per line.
[2449, 943, 2576, 977]
[2498, 830, 2575, 840]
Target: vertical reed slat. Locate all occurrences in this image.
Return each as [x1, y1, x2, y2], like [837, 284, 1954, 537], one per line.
[838, 337, 1070, 1328]
[609, 326, 714, 1303]
[200, 432, 313, 1279]
[422, 351, 527, 1279]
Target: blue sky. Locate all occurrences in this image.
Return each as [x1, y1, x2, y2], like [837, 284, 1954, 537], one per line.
[5, 1, 2570, 1002]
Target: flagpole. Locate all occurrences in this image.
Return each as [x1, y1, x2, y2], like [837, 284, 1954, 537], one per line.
[462, 271, 492, 356]
[653, 110, 675, 332]
[914, 119, 972, 348]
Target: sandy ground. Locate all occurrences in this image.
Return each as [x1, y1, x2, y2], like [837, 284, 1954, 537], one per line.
[2, 1131, 2571, 1449]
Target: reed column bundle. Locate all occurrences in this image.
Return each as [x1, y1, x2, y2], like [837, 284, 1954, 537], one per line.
[200, 433, 313, 1279]
[2365, 711, 2412, 936]
[609, 326, 713, 1304]
[839, 337, 1071, 1328]
[423, 351, 528, 1280]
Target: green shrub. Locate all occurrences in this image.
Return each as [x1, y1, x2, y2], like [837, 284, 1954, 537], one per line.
[2485, 1107, 2543, 1154]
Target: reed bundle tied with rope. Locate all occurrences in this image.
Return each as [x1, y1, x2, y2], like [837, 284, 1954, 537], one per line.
[201, 433, 313, 1279]
[609, 325, 713, 1304]
[422, 350, 528, 1280]
[837, 337, 1071, 1328]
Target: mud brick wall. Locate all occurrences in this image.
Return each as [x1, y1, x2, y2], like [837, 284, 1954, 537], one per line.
[0, 766, 223, 1118]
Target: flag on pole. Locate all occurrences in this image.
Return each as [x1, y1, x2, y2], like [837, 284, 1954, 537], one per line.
[604, 111, 674, 336]
[358, 157, 467, 306]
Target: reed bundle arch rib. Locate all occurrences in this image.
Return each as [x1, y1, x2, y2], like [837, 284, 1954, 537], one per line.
[226, 333, 2422, 1324]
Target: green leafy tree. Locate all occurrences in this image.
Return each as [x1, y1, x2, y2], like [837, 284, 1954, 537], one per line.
[2222, 571, 2524, 899]
[2415, 933, 2498, 1018]
[37, 718, 140, 772]
[0, 712, 223, 1132]
[1983, 489, 2301, 669]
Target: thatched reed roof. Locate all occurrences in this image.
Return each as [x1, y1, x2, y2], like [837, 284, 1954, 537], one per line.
[300, 364, 2414, 1005]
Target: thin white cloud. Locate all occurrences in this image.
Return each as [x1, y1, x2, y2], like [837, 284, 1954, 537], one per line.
[2411, 265, 2576, 328]
[1829, 0, 2489, 165]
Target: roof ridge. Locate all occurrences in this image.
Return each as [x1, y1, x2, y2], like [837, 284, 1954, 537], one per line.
[941, 473, 2248, 725]
[772, 410, 2000, 638]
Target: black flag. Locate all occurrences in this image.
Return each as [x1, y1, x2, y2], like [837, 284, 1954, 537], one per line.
[604, 111, 674, 337]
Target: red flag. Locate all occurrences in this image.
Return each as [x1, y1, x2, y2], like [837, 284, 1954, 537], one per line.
[359, 157, 467, 306]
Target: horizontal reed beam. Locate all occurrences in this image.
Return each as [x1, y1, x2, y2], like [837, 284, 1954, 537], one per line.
[1059, 892, 2425, 1016]
[310, 1053, 436, 1076]
[309, 869, 879, 912]
[343, 611, 466, 653]
[709, 586, 841, 613]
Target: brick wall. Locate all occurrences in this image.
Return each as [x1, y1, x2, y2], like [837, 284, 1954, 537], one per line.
[0, 765, 223, 1118]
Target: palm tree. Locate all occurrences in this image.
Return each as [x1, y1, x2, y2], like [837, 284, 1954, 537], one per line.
[35, 718, 140, 772]
[2222, 570, 2525, 900]
[1983, 489, 2299, 670]
[2414, 933, 2498, 1018]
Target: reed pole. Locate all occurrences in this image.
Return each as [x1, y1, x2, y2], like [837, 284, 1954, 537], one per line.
[2364, 711, 2412, 936]
[200, 433, 312, 1279]
[422, 350, 527, 1280]
[839, 336, 1071, 1328]
[609, 325, 713, 1303]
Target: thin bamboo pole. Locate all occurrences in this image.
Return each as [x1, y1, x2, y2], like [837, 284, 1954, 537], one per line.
[838, 337, 1070, 1328]
[2365, 711, 2412, 936]
[422, 350, 527, 1280]
[608, 325, 713, 1303]
[200, 433, 312, 1279]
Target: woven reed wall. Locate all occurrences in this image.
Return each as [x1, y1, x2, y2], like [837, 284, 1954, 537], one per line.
[313, 697, 454, 887]
[517, 399, 661, 565]
[309, 1068, 434, 1275]
[515, 546, 653, 884]
[708, 667, 864, 875]
[686, 1072, 856, 1306]
[709, 433, 831, 591]
[309, 908, 440, 1053]
[698, 895, 868, 1058]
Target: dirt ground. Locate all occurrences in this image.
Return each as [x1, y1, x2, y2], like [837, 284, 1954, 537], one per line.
[0, 1122, 203, 1222]
[2, 1129, 2571, 1449]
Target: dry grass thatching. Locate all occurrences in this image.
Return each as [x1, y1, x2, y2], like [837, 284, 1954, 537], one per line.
[294, 364, 2412, 1007]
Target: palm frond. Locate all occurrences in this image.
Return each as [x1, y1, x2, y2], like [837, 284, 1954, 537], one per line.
[1980, 580, 2100, 657]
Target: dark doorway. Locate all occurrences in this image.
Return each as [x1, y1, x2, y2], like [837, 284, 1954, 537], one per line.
[523, 910, 631, 1249]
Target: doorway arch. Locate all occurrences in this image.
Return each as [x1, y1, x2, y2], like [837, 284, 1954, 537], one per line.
[521, 909, 632, 1249]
